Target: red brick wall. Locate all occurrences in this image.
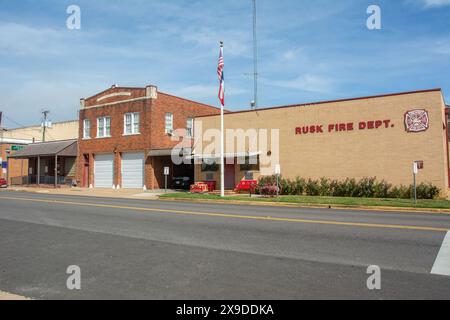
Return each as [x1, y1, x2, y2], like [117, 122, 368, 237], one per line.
[150, 93, 221, 150]
[84, 87, 146, 108]
[77, 87, 220, 189]
[77, 97, 152, 187]
[1, 144, 29, 184]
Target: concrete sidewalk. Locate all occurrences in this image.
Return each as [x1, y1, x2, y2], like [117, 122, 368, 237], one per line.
[2, 186, 182, 200]
[0, 291, 30, 300]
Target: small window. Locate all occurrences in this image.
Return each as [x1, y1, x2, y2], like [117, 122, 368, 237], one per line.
[83, 119, 91, 139]
[240, 156, 260, 172]
[97, 117, 111, 138]
[165, 113, 173, 134]
[201, 160, 219, 172]
[124, 112, 140, 135]
[244, 172, 254, 180]
[186, 118, 193, 137]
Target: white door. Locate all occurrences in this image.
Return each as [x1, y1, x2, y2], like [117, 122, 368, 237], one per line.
[94, 154, 114, 188]
[121, 152, 144, 189]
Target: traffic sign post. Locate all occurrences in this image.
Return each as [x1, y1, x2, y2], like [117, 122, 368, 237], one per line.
[413, 162, 418, 205]
[164, 167, 170, 193]
[275, 165, 281, 197]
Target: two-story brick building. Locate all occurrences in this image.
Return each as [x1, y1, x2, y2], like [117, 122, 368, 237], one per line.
[77, 85, 220, 189]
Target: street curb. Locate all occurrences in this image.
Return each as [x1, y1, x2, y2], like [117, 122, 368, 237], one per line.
[157, 197, 450, 215]
[3, 188, 450, 215]
[0, 188, 162, 200]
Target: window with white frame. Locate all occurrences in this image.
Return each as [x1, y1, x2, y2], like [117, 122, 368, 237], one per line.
[124, 112, 140, 135]
[165, 113, 173, 134]
[186, 118, 193, 137]
[83, 119, 91, 139]
[97, 117, 111, 138]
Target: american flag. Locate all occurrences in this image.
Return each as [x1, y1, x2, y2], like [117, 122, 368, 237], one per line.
[217, 43, 225, 107]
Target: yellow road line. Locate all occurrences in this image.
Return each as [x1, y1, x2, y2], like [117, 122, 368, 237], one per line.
[0, 196, 448, 233]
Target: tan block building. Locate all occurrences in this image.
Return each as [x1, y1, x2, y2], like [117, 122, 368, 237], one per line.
[2, 120, 78, 143]
[193, 89, 450, 194]
[0, 120, 78, 184]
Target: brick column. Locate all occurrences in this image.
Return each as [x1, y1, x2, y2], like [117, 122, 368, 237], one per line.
[115, 151, 122, 189]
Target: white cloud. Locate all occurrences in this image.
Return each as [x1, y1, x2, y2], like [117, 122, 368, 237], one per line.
[173, 84, 247, 100]
[423, 0, 450, 7]
[265, 74, 334, 94]
[406, 0, 450, 8]
[181, 27, 251, 58]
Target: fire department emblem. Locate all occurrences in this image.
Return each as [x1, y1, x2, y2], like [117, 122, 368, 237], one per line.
[404, 109, 429, 133]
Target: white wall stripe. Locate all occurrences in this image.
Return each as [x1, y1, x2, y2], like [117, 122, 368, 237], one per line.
[431, 231, 450, 276]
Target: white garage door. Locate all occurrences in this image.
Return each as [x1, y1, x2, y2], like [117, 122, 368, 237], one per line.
[121, 152, 144, 189]
[94, 154, 114, 188]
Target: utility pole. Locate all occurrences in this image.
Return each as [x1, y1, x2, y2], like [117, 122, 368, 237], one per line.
[0, 111, 6, 180]
[252, 0, 258, 110]
[41, 110, 50, 142]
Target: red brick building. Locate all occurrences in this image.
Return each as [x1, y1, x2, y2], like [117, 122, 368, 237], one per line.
[77, 85, 220, 189]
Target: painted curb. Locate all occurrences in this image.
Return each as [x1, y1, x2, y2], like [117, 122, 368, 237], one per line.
[157, 197, 450, 215]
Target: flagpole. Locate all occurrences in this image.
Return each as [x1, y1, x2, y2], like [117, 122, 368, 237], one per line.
[220, 41, 225, 198]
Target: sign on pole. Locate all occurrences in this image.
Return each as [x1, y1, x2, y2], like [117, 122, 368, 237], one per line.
[11, 145, 24, 151]
[164, 167, 170, 193]
[412, 161, 423, 205]
[275, 165, 281, 197]
[275, 164, 281, 175]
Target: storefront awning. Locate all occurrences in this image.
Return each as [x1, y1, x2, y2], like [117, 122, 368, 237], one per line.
[8, 139, 78, 159]
[148, 148, 192, 157]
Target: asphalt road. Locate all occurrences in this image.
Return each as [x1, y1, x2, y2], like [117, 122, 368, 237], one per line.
[0, 191, 449, 300]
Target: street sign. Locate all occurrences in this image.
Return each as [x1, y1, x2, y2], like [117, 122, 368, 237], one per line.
[164, 167, 170, 193]
[1, 162, 7, 169]
[11, 145, 24, 151]
[413, 162, 418, 175]
[412, 161, 424, 205]
[275, 164, 281, 175]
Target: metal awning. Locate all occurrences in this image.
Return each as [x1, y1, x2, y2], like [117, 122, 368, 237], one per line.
[8, 139, 78, 159]
[148, 148, 192, 157]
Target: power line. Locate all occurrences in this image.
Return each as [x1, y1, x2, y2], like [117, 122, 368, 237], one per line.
[2, 114, 32, 130]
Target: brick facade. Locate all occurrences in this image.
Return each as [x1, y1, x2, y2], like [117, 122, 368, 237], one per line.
[194, 89, 450, 195]
[1, 143, 29, 184]
[77, 85, 220, 189]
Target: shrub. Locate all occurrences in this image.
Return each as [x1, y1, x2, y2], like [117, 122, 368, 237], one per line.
[258, 175, 278, 189]
[388, 185, 411, 199]
[294, 177, 306, 195]
[319, 178, 331, 196]
[416, 183, 440, 200]
[280, 178, 294, 195]
[373, 180, 392, 198]
[259, 184, 280, 197]
[256, 176, 440, 199]
[305, 179, 320, 196]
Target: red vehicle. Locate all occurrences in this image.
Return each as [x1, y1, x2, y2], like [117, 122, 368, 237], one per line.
[0, 178, 7, 188]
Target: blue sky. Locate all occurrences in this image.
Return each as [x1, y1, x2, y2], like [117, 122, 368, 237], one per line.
[0, 0, 449, 127]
